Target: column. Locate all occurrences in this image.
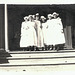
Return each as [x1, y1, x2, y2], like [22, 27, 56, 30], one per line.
[65, 12, 73, 49]
[5, 4, 9, 52]
[0, 4, 5, 51]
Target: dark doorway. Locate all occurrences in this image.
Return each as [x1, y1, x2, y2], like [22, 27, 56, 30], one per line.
[7, 4, 74, 51]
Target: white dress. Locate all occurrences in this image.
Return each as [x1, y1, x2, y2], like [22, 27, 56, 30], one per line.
[27, 21, 37, 46]
[45, 19, 55, 45]
[42, 22, 48, 44]
[45, 18, 65, 45]
[20, 21, 30, 47]
[35, 20, 44, 47]
[51, 18, 65, 45]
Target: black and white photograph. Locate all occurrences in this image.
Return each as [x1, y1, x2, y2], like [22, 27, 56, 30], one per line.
[0, 0, 75, 73]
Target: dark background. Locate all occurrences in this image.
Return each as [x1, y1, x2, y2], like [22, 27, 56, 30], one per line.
[7, 4, 75, 50]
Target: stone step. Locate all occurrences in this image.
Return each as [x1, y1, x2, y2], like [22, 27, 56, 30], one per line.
[0, 65, 75, 72]
[0, 50, 75, 67]
[0, 62, 75, 67]
[0, 57, 74, 65]
[1, 51, 75, 60]
[9, 52, 75, 58]
[9, 50, 75, 54]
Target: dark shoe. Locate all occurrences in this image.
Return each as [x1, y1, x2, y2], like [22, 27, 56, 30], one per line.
[42, 47, 44, 51]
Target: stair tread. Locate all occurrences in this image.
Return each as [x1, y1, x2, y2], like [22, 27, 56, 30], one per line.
[0, 58, 73, 65]
[6, 56, 75, 59]
[0, 62, 75, 66]
[9, 52, 75, 58]
[9, 50, 75, 54]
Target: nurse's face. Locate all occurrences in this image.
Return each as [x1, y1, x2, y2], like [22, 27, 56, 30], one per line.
[53, 15, 57, 19]
[36, 16, 39, 20]
[25, 18, 28, 22]
[41, 18, 45, 22]
[33, 15, 36, 20]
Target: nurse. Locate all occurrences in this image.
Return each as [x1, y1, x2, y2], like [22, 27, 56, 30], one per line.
[20, 16, 29, 50]
[27, 15, 37, 51]
[52, 12, 65, 50]
[46, 14, 54, 50]
[40, 16, 47, 50]
[34, 13, 44, 50]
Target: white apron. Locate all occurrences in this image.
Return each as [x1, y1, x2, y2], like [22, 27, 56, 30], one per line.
[45, 20, 55, 45]
[42, 22, 48, 45]
[27, 21, 37, 46]
[51, 18, 65, 45]
[20, 22, 30, 47]
[44, 18, 65, 45]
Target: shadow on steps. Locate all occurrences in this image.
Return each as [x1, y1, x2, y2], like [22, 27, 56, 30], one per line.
[0, 50, 12, 64]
